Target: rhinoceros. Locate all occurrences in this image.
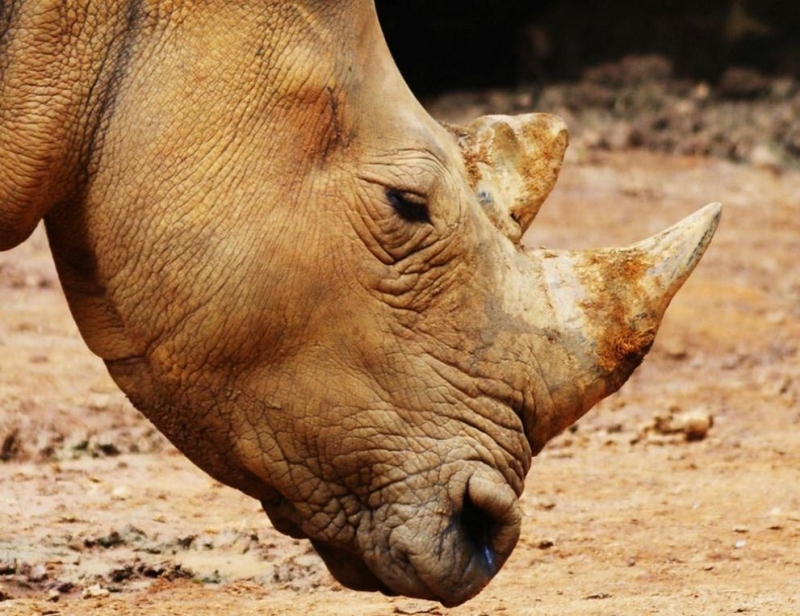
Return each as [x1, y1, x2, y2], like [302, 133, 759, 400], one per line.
[0, 0, 720, 606]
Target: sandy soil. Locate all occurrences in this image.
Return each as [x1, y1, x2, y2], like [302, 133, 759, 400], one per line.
[1, 148, 799, 615]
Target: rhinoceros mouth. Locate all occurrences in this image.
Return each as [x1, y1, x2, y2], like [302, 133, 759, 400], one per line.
[262, 498, 399, 595]
[260, 498, 310, 540]
[311, 539, 396, 595]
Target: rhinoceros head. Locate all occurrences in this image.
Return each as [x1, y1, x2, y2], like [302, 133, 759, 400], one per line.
[0, 0, 719, 606]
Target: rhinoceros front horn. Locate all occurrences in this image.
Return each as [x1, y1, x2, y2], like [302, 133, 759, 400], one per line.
[518, 203, 721, 453]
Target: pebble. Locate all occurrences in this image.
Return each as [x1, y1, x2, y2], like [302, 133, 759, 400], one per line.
[82, 584, 110, 599]
[647, 407, 714, 441]
[750, 144, 781, 171]
[535, 497, 556, 511]
[111, 485, 132, 501]
[676, 410, 714, 441]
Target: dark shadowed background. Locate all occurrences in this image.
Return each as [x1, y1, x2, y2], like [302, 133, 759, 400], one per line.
[377, 0, 800, 170]
[376, 0, 800, 95]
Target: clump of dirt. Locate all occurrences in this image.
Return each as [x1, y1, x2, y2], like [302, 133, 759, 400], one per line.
[636, 405, 715, 443]
[427, 54, 800, 170]
[0, 408, 168, 463]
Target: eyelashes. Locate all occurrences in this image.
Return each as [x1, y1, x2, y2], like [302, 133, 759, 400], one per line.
[385, 188, 431, 224]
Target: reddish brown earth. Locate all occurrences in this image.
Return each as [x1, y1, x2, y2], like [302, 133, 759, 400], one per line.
[2, 146, 799, 614]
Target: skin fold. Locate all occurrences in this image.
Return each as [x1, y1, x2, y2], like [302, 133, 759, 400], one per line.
[0, 0, 720, 606]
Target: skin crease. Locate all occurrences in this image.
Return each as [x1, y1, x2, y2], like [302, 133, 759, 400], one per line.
[0, 0, 720, 606]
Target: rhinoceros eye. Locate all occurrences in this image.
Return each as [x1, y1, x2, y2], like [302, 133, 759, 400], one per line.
[386, 188, 430, 224]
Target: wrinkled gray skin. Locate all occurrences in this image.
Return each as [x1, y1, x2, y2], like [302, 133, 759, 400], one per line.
[0, 0, 720, 606]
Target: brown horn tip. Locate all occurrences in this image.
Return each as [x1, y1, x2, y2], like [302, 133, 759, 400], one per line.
[521, 203, 721, 452]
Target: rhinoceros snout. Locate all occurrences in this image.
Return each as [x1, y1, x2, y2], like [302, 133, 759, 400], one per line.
[273, 466, 521, 606]
[425, 470, 521, 606]
[351, 467, 521, 607]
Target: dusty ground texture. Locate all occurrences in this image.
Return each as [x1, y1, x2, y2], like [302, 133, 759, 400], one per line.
[2, 89, 800, 614]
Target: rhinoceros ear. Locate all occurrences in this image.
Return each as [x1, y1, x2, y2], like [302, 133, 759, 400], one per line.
[445, 113, 568, 244]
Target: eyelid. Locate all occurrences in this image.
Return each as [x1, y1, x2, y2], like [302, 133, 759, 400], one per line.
[357, 162, 440, 200]
[390, 188, 427, 205]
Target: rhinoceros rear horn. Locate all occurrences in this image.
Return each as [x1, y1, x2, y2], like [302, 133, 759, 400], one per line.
[523, 203, 721, 453]
[446, 113, 568, 244]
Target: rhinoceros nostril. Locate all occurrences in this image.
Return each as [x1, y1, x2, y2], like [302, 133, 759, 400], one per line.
[460, 489, 499, 572]
[457, 473, 522, 575]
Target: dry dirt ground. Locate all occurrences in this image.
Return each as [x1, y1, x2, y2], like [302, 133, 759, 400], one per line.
[1, 144, 799, 613]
